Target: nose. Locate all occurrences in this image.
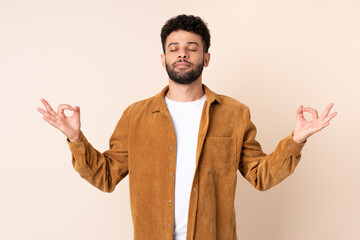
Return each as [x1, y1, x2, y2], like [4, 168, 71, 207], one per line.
[178, 49, 188, 59]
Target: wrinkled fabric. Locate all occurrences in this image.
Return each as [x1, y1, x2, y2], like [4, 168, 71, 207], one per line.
[67, 84, 306, 240]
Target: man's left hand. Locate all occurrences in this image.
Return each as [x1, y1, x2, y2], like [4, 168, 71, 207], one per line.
[292, 103, 337, 144]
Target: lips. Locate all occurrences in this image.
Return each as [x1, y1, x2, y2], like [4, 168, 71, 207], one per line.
[175, 62, 191, 68]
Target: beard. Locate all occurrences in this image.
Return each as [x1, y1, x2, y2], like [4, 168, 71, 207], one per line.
[165, 58, 204, 85]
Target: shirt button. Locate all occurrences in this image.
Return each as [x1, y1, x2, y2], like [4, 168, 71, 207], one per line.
[168, 199, 172, 203]
[168, 223, 172, 228]
[193, 187, 196, 191]
[170, 145, 174, 150]
[288, 145, 292, 149]
[170, 172, 174, 176]
[77, 146, 82, 149]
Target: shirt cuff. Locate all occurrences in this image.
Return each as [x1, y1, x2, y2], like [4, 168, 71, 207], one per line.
[66, 131, 89, 155]
[285, 130, 307, 154]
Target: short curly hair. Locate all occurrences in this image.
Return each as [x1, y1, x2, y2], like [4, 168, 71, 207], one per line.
[160, 14, 211, 53]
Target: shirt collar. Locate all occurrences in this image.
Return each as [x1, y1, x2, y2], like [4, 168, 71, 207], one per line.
[150, 83, 222, 113]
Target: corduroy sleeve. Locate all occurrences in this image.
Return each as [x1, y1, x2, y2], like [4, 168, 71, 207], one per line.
[66, 106, 131, 193]
[238, 106, 306, 191]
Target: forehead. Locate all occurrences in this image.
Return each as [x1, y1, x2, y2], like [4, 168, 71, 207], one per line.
[165, 30, 203, 46]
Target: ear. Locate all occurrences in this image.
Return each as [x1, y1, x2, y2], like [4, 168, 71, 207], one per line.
[204, 52, 211, 67]
[161, 53, 166, 68]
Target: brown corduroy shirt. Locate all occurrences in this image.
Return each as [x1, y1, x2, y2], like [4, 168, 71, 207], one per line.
[67, 84, 306, 240]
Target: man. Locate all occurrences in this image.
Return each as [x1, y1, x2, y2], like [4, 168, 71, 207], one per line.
[37, 15, 337, 240]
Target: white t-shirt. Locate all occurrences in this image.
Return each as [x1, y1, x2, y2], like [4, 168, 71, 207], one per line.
[165, 94, 206, 240]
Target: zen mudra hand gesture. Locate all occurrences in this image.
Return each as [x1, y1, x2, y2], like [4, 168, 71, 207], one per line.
[37, 98, 81, 143]
[292, 103, 337, 143]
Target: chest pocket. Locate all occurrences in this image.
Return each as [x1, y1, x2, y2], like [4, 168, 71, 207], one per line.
[202, 136, 237, 175]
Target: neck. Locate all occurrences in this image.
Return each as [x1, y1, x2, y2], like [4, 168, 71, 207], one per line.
[165, 78, 205, 102]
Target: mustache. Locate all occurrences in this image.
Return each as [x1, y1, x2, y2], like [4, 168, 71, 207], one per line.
[172, 60, 193, 67]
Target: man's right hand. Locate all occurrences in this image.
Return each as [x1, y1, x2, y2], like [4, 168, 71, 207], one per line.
[37, 98, 81, 143]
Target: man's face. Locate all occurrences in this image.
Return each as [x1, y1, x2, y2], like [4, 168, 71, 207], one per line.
[161, 30, 210, 85]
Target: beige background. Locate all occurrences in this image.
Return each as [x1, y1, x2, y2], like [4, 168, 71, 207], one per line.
[1, 0, 359, 239]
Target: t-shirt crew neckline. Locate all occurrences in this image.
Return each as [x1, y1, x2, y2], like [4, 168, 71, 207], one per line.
[165, 94, 206, 104]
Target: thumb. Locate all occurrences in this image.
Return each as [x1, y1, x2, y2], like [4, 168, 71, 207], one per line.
[72, 106, 80, 114]
[296, 105, 305, 120]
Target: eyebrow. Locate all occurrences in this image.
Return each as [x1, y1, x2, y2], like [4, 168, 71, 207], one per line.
[167, 41, 200, 48]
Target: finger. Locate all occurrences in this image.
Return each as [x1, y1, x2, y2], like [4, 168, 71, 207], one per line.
[57, 104, 73, 114]
[73, 106, 80, 112]
[42, 115, 62, 129]
[323, 111, 338, 122]
[72, 106, 81, 116]
[40, 98, 57, 116]
[302, 107, 319, 119]
[320, 103, 334, 119]
[38, 107, 60, 123]
[310, 121, 330, 134]
[37, 107, 48, 116]
[296, 105, 305, 121]
[37, 107, 45, 114]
